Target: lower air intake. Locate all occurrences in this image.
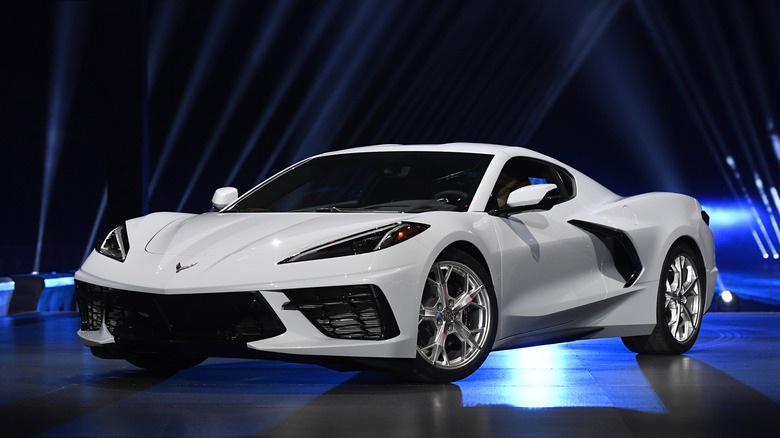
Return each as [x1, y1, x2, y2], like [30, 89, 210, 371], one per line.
[75, 280, 286, 345]
[282, 285, 400, 340]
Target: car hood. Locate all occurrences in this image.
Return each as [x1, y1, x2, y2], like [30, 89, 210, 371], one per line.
[144, 212, 415, 260]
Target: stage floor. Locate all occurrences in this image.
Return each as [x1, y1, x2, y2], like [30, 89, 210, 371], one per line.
[1, 312, 779, 437]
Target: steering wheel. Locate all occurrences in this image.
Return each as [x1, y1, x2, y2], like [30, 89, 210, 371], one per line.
[433, 190, 469, 205]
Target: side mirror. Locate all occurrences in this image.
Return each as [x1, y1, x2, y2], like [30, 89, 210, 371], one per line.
[212, 187, 238, 210]
[506, 183, 558, 208]
[489, 183, 558, 217]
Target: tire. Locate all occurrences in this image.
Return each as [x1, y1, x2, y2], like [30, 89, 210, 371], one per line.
[126, 353, 206, 374]
[622, 242, 705, 355]
[411, 248, 497, 383]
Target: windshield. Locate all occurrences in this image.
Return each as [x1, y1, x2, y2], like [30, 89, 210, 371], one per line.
[227, 151, 493, 213]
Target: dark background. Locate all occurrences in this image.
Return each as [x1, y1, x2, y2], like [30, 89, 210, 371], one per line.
[2, 0, 779, 278]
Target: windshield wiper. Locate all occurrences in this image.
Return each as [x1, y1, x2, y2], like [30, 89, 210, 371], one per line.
[223, 208, 268, 213]
[315, 206, 342, 212]
[436, 169, 467, 182]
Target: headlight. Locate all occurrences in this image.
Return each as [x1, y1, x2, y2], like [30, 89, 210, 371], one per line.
[280, 222, 429, 264]
[97, 223, 130, 262]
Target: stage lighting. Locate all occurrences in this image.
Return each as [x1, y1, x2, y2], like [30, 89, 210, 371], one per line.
[149, 2, 234, 196]
[718, 291, 741, 312]
[35, 2, 88, 273]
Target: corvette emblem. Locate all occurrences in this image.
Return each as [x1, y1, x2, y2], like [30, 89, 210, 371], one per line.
[175, 262, 198, 273]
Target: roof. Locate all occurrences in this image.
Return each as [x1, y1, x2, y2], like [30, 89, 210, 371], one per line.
[323, 142, 544, 158]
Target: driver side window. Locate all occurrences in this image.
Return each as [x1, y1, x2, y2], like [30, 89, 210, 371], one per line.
[488, 158, 575, 210]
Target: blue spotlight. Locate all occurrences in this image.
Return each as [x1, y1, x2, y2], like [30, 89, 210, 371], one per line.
[147, 0, 185, 92]
[753, 173, 780, 258]
[726, 155, 737, 171]
[224, 1, 340, 188]
[771, 125, 780, 163]
[724, 155, 777, 259]
[34, 2, 89, 273]
[253, 1, 382, 185]
[700, 201, 753, 228]
[701, 199, 774, 263]
[290, 0, 404, 165]
[149, 2, 235, 196]
[83, 184, 108, 264]
[718, 291, 741, 312]
[514, 0, 624, 144]
[177, 0, 295, 211]
[772, 186, 780, 220]
[752, 230, 770, 259]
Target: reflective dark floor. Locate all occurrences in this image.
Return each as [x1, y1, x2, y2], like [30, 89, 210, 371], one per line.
[1, 313, 779, 437]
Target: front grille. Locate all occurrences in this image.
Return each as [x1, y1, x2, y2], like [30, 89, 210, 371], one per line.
[75, 280, 286, 345]
[282, 285, 400, 340]
[76, 281, 104, 331]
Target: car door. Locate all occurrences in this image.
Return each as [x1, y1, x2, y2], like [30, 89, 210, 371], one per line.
[488, 158, 608, 338]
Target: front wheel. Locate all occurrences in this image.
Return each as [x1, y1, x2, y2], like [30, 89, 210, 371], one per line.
[622, 242, 705, 355]
[411, 249, 497, 383]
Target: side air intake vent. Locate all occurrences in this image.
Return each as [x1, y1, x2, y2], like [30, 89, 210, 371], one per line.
[569, 219, 643, 287]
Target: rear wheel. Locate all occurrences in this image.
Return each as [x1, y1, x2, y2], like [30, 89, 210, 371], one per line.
[622, 242, 705, 354]
[412, 249, 497, 383]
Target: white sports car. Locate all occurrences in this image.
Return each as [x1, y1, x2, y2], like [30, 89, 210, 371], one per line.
[75, 143, 717, 382]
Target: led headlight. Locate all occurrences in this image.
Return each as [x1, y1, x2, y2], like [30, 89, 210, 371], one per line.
[280, 222, 429, 264]
[97, 223, 130, 262]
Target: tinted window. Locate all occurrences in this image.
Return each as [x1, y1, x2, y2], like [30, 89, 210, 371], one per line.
[488, 158, 575, 210]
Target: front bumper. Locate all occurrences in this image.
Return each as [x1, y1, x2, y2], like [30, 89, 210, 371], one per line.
[75, 264, 421, 360]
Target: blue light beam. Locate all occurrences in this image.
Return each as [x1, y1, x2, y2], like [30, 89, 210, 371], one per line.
[34, 3, 89, 273]
[147, 0, 184, 93]
[727, 156, 778, 259]
[223, 1, 341, 188]
[253, 1, 381, 185]
[754, 173, 780, 254]
[82, 184, 108, 264]
[514, 0, 624, 144]
[177, 0, 296, 211]
[289, 0, 405, 165]
[636, 2, 776, 261]
[753, 229, 770, 260]
[770, 120, 780, 172]
[345, 2, 445, 147]
[149, 3, 235, 197]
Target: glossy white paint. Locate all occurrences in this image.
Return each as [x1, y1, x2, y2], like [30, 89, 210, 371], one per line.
[76, 143, 717, 361]
[505, 183, 558, 207]
[210, 186, 237, 209]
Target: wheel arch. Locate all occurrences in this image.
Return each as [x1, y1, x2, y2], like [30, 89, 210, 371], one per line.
[436, 240, 501, 329]
[439, 241, 493, 287]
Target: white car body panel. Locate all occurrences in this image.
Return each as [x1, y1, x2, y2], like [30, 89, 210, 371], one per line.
[75, 143, 717, 367]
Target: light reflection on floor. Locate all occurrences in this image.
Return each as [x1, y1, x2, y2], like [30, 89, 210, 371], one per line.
[456, 342, 667, 413]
